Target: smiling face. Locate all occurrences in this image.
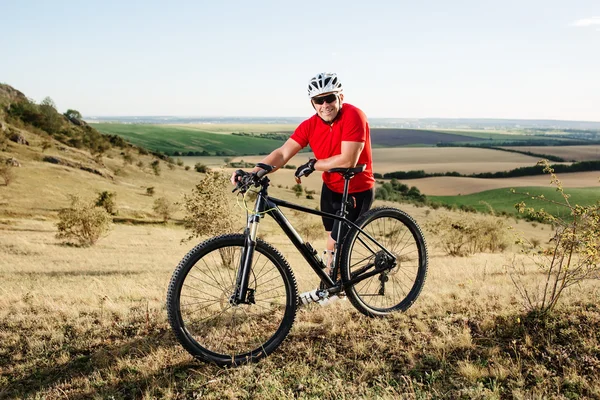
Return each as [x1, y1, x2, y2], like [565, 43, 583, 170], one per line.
[311, 92, 344, 123]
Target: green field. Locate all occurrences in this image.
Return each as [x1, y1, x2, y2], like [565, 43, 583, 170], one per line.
[94, 123, 288, 155]
[429, 186, 600, 219]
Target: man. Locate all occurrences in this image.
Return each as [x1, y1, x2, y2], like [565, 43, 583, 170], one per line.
[232, 72, 374, 277]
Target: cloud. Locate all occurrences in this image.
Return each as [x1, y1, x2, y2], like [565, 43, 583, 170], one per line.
[571, 16, 600, 27]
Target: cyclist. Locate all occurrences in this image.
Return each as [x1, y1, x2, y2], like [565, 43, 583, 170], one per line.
[232, 72, 375, 277]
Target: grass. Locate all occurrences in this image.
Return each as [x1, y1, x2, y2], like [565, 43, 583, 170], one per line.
[429, 186, 600, 218]
[2, 216, 600, 399]
[3, 121, 600, 398]
[94, 123, 579, 158]
[93, 123, 288, 156]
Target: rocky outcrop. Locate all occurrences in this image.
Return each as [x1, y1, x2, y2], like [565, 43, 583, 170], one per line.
[5, 157, 21, 167]
[42, 155, 113, 180]
[8, 131, 29, 145]
[67, 116, 87, 127]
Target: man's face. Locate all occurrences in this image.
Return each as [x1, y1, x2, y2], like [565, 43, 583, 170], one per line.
[312, 92, 343, 122]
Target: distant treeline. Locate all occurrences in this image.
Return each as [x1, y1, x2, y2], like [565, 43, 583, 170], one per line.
[231, 132, 290, 141]
[437, 139, 600, 148]
[485, 147, 566, 162]
[376, 160, 600, 180]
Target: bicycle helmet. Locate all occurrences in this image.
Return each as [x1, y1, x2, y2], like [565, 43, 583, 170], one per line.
[307, 72, 343, 98]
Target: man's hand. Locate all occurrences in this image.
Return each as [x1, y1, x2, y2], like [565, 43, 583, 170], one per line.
[294, 158, 317, 183]
[231, 169, 248, 185]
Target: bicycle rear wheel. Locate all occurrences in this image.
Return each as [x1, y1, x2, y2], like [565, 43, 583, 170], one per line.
[339, 207, 428, 317]
[167, 234, 297, 366]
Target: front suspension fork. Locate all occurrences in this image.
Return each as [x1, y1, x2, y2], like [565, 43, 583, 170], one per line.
[234, 216, 259, 304]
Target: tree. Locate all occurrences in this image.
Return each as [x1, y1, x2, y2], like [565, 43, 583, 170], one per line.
[64, 109, 82, 119]
[40, 96, 56, 110]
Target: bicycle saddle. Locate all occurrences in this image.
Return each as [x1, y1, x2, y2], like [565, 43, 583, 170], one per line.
[328, 164, 366, 179]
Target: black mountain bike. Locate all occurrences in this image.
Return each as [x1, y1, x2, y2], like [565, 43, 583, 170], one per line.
[166, 164, 428, 366]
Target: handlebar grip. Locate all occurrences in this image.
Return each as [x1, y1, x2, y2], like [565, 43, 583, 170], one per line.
[256, 169, 268, 179]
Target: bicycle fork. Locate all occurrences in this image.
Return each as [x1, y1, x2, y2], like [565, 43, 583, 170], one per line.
[233, 214, 259, 305]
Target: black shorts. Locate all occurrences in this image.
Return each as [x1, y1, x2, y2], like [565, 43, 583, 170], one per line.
[320, 183, 374, 241]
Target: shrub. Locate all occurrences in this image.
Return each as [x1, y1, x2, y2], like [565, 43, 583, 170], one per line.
[509, 160, 600, 315]
[181, 170, 240, 241]
[150, 160, 161, 176]
[122, 152, 134, 165]
[184, 165, 190, 171]
[0, 164, 13, 185]
[292, 184, 303, 198]
[153, 197, 177, 222]
[55, 195, 111, 246]
[95, 191, 117, 215]
[425, 212, 510, 257]
[194, 162, 209, 173]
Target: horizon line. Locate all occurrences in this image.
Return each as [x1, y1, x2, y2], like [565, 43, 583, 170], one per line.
[83, 115, 600, 124]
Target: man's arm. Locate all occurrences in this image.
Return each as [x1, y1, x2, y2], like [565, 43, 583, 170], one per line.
[251, 138, 303, 173]
[313, 141, 364, 171]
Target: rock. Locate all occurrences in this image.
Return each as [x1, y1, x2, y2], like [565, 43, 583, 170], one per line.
[9, 132, 29, 145]
[68, 116, 87, 126]
[5, 157, 21, 167]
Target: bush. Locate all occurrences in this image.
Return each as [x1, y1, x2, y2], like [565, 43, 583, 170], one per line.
[55, 195, 112, 246]
[153, 197, 177, 222]
[292, 184, 303, 198]
[509, 160, 600, 314]
[150, 160, 161, 176]
[96, 191, 117, 215]
[181, 171, 240, 241]
[122, 152, 134, 165]
[194, 162, 209, 173]
[0, 164, 14, 185]
[425, 212, 510, 256]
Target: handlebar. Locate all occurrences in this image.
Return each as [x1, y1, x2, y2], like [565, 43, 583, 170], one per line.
[232, 163, 274, 193]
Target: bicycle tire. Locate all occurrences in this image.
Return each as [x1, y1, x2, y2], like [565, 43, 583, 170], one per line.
[166, 233, 297, 366]
[339, 207, 428, 317]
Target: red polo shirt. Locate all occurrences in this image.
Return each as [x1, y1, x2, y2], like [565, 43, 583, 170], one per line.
[290, 103, 374, 193]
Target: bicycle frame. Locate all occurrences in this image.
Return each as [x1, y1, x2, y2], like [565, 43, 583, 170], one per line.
[234, 176, 396, 304]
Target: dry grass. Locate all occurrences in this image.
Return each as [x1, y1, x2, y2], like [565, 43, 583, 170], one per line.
[501, 145, 600, 162]
[402, 172, 600, 196]
[2, 125, 600, 398]
[2, 207, 600, 398]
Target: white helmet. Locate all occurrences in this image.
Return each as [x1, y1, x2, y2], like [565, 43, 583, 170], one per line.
[307, 72, 343, 98]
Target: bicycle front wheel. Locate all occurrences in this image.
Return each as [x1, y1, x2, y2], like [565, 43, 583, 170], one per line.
[340, 207, 428, 317]
[167, 234, 297, 366]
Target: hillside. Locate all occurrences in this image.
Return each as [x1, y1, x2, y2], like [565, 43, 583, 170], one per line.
[2, 84, 600, 399]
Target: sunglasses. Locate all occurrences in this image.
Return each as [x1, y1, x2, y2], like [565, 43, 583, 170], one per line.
[312, 93, 338, 105]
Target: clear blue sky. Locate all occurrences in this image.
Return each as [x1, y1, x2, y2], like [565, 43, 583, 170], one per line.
[1, 0, 599, 121]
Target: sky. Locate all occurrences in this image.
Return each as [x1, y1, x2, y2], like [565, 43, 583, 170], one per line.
[1, 0, 599, 121]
